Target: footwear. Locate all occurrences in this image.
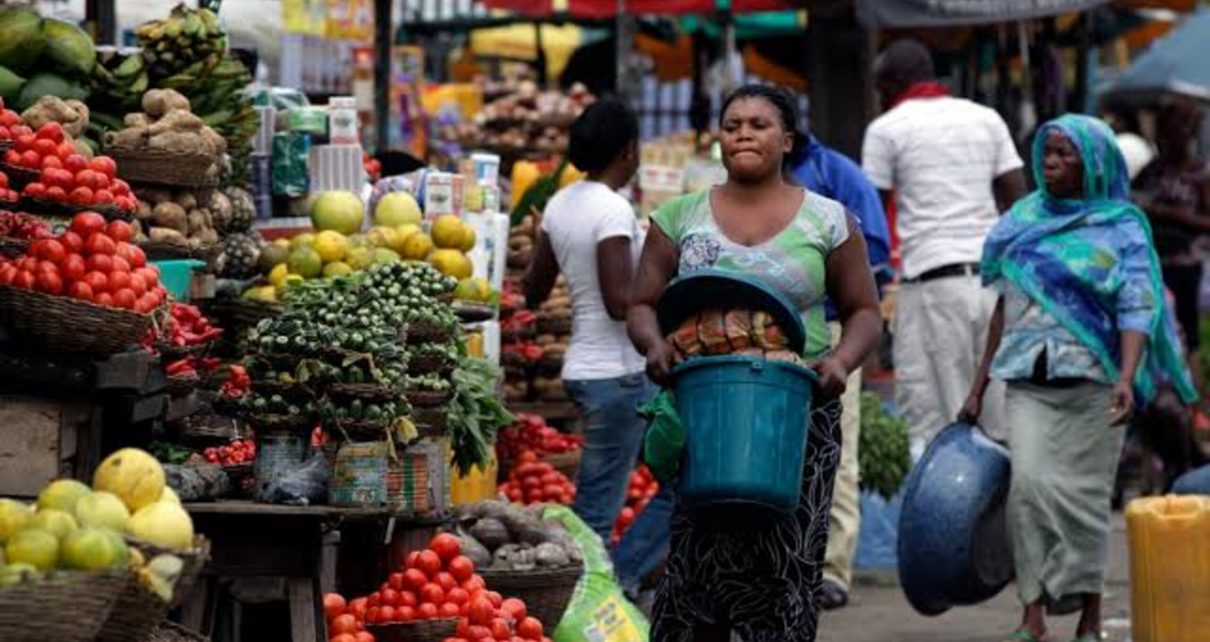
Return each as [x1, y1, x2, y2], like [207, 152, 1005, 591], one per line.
[816, 580, 849, 610]
[1068, 635, 1099, 642]
[1002, 630, 1048, 642]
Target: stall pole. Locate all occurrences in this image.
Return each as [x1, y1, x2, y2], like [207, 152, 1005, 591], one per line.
[85, 0, 116, 46]
[374, 0, 393, 153]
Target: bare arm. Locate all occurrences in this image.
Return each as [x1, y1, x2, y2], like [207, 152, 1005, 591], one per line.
[824, 218, 883, 375]
[1111, 330, 1147, 425]
[596, 237, 634, 321]
[993, 169, 1028, 214]
[522, 231, 558, 310]
[627, 224, 679, 383]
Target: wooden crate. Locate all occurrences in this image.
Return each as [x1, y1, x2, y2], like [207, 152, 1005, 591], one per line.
[0, 396, 93, 497]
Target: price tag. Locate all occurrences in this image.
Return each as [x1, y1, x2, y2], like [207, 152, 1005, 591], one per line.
[581, 594, 644, 642]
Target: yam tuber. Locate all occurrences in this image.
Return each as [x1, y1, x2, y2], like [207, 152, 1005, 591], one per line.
[177, 192, 198, 211]
[149, 110, 205, 135]
[186, 210, 208, 235]
[124, 113, 152, 128]
[142, 89, 191, 119]
[135, 200, 153, 221]
[148, 227, 188, 246]
[21, 96, 81, 134]
[106, 128, 147, 149]
[148, 132, 202, 155]
[151, 201, 188, 234]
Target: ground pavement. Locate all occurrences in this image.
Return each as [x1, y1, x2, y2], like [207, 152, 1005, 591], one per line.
[816, 515, 1133, 642]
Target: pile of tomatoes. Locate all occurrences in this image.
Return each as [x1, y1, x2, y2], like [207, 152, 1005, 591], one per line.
[498, 451, 576, 507]
[0, 209, 51, 239]
[0, 212, 166, 312]
[4, 123, 136, 212]
[497, 414, 582, 461]
[612, 464, 659, 544]
[444, 593, 549, 642]
[202, 439, 256, 466]
[323, 593, 375, 642]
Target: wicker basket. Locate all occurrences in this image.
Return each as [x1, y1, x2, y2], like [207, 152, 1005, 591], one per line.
[408, 352, 454, 376]
[407, 389, 452, 408]
[109, 148, 220, 187]
[0, 285, 160, 354]
[453, 302, 495, 323]
[0, 236, 28, 258]
[478, 564, 583, 627]
[166, 372, 202, 395]
[203, 298, 282, 328]
[406, 322, 455, 344]
[176, 412, 242, 442]
[246, 412, 313, 434]
[140, 239, 222, 265]
[368, 618, 458, 642]
[0, 569, 128, 642]
[0, 162, 40, 189]
[21, 197, 132, 221]
[147, 621, 210, 642]
[329, 382, 404, 402]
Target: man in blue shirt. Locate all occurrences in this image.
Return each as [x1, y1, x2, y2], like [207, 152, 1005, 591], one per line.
[791, 133, 891, 610]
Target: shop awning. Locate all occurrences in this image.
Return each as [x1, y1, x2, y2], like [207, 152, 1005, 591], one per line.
[479, 0, 795, 19]
[1103, 10, 1210, 101]
[856, 0, 1113, 27]
[469, 23, 609, 77]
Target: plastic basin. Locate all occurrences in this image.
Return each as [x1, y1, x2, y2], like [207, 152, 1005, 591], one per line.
[673, 355, 816, 527]
[152, 259, 205, 300]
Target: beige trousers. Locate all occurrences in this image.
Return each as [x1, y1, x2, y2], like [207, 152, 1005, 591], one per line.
[824, 322, 862, 590]
[893, 274, 1005, 460]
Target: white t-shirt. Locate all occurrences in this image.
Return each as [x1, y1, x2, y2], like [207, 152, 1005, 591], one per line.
[541, 181, 646, 381]
[861, 96, 1024, 279]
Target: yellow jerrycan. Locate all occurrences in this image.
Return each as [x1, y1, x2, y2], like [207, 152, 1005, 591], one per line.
[1125, 494, 1210, 642]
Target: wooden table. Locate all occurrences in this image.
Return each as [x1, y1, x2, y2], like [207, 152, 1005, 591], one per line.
[182, 501, 446, 642]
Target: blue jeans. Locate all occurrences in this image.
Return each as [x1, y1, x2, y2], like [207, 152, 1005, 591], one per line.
[1172, 465, 1210, 494]
[565, 373, 671, 590]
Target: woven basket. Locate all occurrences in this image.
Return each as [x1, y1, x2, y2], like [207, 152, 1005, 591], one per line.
[166, 372, 202, 395]
[478, 564, 583, 627]
[21, 197, 132, 221]
[407, 389, 452, 408]
[412, 407, 447, 433]
[368, 618, 458, 642]
[140, 240, 222, 265]
[204, 298, 282, 328]
[329, 382, 404, 402]
[176, 412, 241, 442]
[0, 163, 40, 189]
[122, 536, 211, 610]
[0, 236, 28, 258]
[109, 148, 220, 187]
[408, 352, 454, 376]
[253, 379, 317, 402]
[246, 412, 313, 434]
[0, 569, 128, 642]
[0, 285, 160, 354]
[147, 621, 210, 642]
[453, 302, 495, 323]
[406, 322, 454, 344]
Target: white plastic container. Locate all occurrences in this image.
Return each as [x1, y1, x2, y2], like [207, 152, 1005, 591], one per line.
[463, 210, 510, 293]
[327, 96, 358, 145]
[471, 152, 501, 186]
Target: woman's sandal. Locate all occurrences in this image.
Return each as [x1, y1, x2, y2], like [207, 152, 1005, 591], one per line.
[1002, 630, 1049, 642]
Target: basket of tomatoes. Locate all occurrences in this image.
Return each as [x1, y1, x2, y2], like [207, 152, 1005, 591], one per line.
[0, 212, 168, 354]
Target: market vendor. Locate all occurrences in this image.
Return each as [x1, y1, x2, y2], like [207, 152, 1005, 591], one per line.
[522, 99, 675, 573]
[960, 114, 1196, 642]
[627, 84, 882, 642]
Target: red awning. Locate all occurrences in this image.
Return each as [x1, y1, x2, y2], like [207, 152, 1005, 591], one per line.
[480, 0, 795, 19]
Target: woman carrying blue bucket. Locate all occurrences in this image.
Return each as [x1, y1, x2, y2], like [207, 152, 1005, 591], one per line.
[959, 115, 1196, 642]
[627, 85, 883, 642]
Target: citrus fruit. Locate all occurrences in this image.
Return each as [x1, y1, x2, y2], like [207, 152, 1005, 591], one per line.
[0, 563, 38, 586]
[366, 226, 399, 250]
[401, 232, 435, 260]
[323, 261, 354, 278]
[287, 246, 324, 279]
[5, 528, 58, 570]
[0, 499, 33, 544]
[75, 490, 131, 532]
[36, 479, 91, 514]
[268, 263, 290, 288]
[428, 249, 473, 280]
[310, 191, 365, 235]
[346, 247, 375, 270]
[373, 248, 401, 265]
[127, 502, 194, 552]
[93, 448, 166, 513]
[258, 243, 289, 272]
[374, 192, 423, 227]
[459, 223, 477, 252]
[289, 232, 316, 251]
[392, 223, 422, 252]
[312, 230, 349, 263]
[60, 527, 121, 570]
[159, 487, 181, 506]
[454, 277, 492, 303]
[30, 509, 77, 541]
[431, 215, 466, 249]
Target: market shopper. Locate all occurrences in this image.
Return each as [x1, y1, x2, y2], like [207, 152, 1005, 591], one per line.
[862, 39, 1027, 457]
[959, 114, 1196, 642]
[628, 84, 882, 642]
[522, 99, 674, 556]
[791, 132, 891, 610]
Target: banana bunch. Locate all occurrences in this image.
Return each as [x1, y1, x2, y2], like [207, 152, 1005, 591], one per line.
[135, 553, 184, 603]
[136, 4, 226, 81]
[89, 47, 150, 130]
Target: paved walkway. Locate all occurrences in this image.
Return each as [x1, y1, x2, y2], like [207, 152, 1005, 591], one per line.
[817, 516, 1133, 642]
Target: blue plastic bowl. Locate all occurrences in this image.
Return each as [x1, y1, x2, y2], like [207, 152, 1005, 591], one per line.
[152, 259, 205, 300]
[897, 422, 1015, 616]
[673, 355, 816, 528]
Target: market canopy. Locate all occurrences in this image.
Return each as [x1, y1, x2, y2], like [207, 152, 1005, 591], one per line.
[856, 0, 1113, 27]
[1103, 10, 1210, 101]
[469, 23, 610, 78]
[479, 0, 795, 18]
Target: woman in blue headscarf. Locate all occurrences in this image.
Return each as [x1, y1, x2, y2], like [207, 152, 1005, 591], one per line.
[959, 114, 1196, 642]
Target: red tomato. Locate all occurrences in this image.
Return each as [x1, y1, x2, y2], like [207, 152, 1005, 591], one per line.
[135, 293, 157, 314]
[403, 568, 428, 592]
[136, 266, 159, 286]
[516, 617, 543, 640]
[366, 593, 380, 608]
[440, 603, 461, 618]
[59, 231, 83, 253]
[404, 551, 421, 570]
[398, 591, 417, 608]
[19, 150, 39, 169]
[112, 288, 136, 309]
[89, 156, 117, 178]
[330, 614, 358, 635]
[95, 291, 114, 307]
[500, 598, 526, 622]
[85, 232, 116, 256]
[347, 597, 368, 622]
[416, 603, 439, 620]
[61, 254, 85, 282]
[111, 178, 131, 195]
[0, 264, 16, 285]
[429, 533, 462, 562]
[396, 605, 416, 622]
[435, 572, 457, 592]
[323, 593, 346, 621]
[93, 189, 114, 205]
[70, 186, 94, 207]
[484, 592, 503, 609]
[64, 154, 87, 174]
[127, 272, 147, 297]
[416, 550, 442, 578]
[22, 182, 46, 198]
[70, 211, 106, 237]
[35, 270, 62, 295]
[354, 632, 374, 642]
[55, 141, 74, 161]
[465, 625, 492, 641]
[32, 139, 58, 159]
[116, 242, 146, 268]
[467, 597, 495, 627]
[330, 636, 355, 642]
[35, 122, 64, 143]
[30, 239, 65, 264]
[447, 556, 475, 582]
[462, 576, 486, 593]
[387, 572, 405, 592]
[111, 256, 131, 273]
[446, 587, 470, 606]
[87, 254, 113, 273]
[12, 269, 34, 289]
[74, 169, 98, 190]
[419, 583, 445, 606]
[105, 220, 133, 243]
[377, 606, 397, 623]
[40, 155, 62, 170]
[490, 619, 512, 640]
[365, 606, 380, 623]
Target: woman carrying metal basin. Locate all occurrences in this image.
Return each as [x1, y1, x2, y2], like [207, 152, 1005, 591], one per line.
[626, 84, 883, 642]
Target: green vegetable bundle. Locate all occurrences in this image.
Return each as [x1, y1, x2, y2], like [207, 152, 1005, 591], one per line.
[858, 392, 911, 499]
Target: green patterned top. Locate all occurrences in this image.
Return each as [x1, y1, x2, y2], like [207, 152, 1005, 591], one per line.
[652, 189, 850, 358]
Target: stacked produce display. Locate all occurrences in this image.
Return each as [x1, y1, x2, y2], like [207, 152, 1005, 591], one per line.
[439, 71, 595, 156]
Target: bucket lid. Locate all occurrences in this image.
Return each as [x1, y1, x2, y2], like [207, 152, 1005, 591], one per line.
[656, 269, 807, 355]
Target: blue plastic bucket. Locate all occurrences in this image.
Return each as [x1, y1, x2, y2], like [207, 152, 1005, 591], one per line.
[151, 259, 205, 300]
[673, 355, 816, 526]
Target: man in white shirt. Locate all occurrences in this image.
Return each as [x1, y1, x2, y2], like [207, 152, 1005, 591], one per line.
[861, 39, 1027, 457]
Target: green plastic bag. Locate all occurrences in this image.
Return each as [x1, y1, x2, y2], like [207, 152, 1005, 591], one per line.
[639, 391, 684, 483]
[543, 505, 649, 642]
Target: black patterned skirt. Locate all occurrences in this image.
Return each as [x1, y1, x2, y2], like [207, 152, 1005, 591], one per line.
[651, 397, 843, 642]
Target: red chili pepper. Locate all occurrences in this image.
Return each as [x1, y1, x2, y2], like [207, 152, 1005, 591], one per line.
[165, 358, 196, 376]
[200, 356, 222, 372]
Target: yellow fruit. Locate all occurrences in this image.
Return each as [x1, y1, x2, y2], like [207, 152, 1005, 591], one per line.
[366, 226, 399, 249]
[258, 243, 289, 273]
[347, 233, 368, 248]
[428, 249, 473, 280]
[287, 246, 324, 279]
[431, 215, 467, 249]
[289, 233, 316, 250]
[373, 248, 401, 265]
[454, 277, 492, 303]
[126, 502, 194, 551]
[346, 246, 375, 270]
[29, 510, 77, 541]
[401, 232, 435, 260]
[560, 163, 586, 187]
[0, 499, 33, 544]
[93, 448, 166, 514]
[159, 488, 180, 506]
[60, 527, 121, 570]
[268, 263, 290, 288]
[273, 238, 289, 249]
[312, 230, 349, 263]
[511, 161, 542, 209]
[243, 285, 278, 303]
[323, 261, 354, 278]
[0, 563, 38, 586]
[392, 223, 422, 251]
[459, 223, 477, 252]
[374, 192, 423, 227]
[75, 491, 131, 532]
[128, 546, 145, 568]
[36, 479, 91, 514]
[310, 191, 366, 235]
[5, 529, 58, 570]
[104, 529, 130, 566]
[137, 554, 184, 602]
